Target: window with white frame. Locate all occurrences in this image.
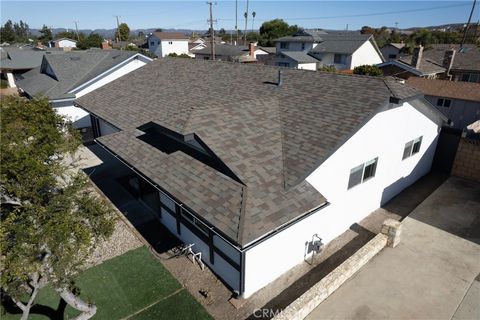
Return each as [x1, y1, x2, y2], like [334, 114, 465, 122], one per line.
[402, 136, 422, 160]
[348, 157, 378, 189]
[436, 98, 451, 108]
[461, 73, 480, 83]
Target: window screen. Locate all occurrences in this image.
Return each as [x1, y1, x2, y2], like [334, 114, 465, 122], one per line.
[403, 140, 414, 160]
[348, 164, 364, 189]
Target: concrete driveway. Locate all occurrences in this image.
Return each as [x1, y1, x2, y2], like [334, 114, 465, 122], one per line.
[306, 176, 480, 320]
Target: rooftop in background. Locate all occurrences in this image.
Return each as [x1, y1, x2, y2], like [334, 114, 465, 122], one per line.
[0, 45, 62, 70]
[399, 44, 480, 72]
[384, 43, 406, 50]
[150, 31, 189, 40]
[406, 77, 480, 102]
[76, 58, 424, 247]
[195, 44, 248, 57]
[16, 49, 141, 100]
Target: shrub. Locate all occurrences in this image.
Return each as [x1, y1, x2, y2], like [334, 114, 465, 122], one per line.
[353, 65, 383, 76]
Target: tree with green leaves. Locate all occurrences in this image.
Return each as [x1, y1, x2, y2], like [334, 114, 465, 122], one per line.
[38, 25, 53, 44]
[353, 65, 383, 76]
[76, 33, 103, 50]
[55, 31, 78, 40]
[259, 19, 299, 46]
[115, 23, 130, 41]
[0, 20, 15, 43]
[0, 96, 114, 320]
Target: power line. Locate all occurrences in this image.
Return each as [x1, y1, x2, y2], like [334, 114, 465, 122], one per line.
[218, 2, 471, 22]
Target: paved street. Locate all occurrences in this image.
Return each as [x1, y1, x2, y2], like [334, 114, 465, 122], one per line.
[306, 177, 480, 320]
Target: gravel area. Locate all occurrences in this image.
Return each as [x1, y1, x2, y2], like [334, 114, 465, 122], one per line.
[85, 218, 143, 267]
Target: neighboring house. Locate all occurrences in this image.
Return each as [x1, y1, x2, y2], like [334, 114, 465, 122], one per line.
[406, 77, 480, 130]
[193, 43, 269, 62]
[378, 44, 480, 82]
[16, 49, 152, 136]
[188, 39, 207, 57]
[76, 59, 446, 298]
[0, 45, 60, 87]
[268, 29, 384, 70]
[147, 32, 189, 57]
[380, 43, 405, 60]
[49, 38, 77, 49]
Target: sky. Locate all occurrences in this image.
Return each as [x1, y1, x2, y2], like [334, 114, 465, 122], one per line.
[1, 1, 478, 32]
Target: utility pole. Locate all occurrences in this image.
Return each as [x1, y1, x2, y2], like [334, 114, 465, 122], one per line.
[461, 0, 477, 47]
[74, 21, 80, 40]
[244, 0, 249, 45]
[235, 0, 239, 44]
[207, 2, 217, 60]
[395, 22, 399, 30]
[346, 24, 349, 31]
[114, 15, 120, 43]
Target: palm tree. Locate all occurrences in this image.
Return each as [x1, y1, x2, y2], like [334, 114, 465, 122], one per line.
[252, 11, 256, 32]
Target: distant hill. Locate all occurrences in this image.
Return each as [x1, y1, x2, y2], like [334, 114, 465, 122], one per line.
[29, 22, 473, 39]
[29, 28, 204, 39]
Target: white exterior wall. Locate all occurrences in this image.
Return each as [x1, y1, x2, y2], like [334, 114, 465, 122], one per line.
[314, 52, 351, 70]
[243, 102, 440, 297]
[297, 62, 317, 71]
[75, 59, 147, 98]
[350, 40, 384, 69]
[149, 35, 189, 57]
[157, 192, 241, 291]
[55, 105, 90, 128]
[57, 39, 77, 48]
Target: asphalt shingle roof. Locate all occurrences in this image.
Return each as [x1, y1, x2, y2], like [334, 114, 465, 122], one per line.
[0, 46, 53, 70]
[309, 34, 373, 54]
[280, 51, 319, 63]
[16, 49, 137, 100]
[398, 44, 480, 73]
[195, 44, 249, 57]
[76, 58, 424, 247]
[406, 77, 480, 102]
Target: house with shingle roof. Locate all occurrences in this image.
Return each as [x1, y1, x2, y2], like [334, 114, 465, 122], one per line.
[407, 77, 480, 130]
[267, 29, 384, 70]
[148, 31, 189, 57]
[16, 49, 152, 137]
[378, 44, 480, 82]
[380, 42, 406, 60]
[193, 43, 270, 62]
[75, 58, 447, 298]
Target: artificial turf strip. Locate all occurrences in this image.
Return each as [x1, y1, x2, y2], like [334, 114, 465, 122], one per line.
[129, 290, 213, 320]
[75, 247, 182, 319]
[1, 247, 211, 320]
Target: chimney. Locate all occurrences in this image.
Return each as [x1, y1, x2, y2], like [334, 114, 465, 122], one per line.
[442, 49, 456, 75]
[249, 42, 255, 59]
[55, 41, 60, 48]
[277, 70, 283, 87]
[37, 41, 42, 47]
[101, 41, 112, 50]
[411, 45, 423, 69]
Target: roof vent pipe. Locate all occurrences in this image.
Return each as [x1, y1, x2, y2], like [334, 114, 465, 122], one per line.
[277, 70, 283, 87]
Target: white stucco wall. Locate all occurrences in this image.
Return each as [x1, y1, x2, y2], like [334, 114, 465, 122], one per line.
[242, 101, 440, 297]
[350, 40, 384, 69]
[297, 62, 317, 71]
[57, 39, 77, 48]
[312, 52, 351, 70]
[55, 105, 90, 128]
[157, 192, 241, 291]
[149, 35, 189, 57]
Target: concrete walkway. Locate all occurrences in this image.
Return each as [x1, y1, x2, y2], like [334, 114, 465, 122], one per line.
[306, 177, 480, 320]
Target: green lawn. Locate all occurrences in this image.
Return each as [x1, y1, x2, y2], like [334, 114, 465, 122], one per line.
[1, 247, 213, 320]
